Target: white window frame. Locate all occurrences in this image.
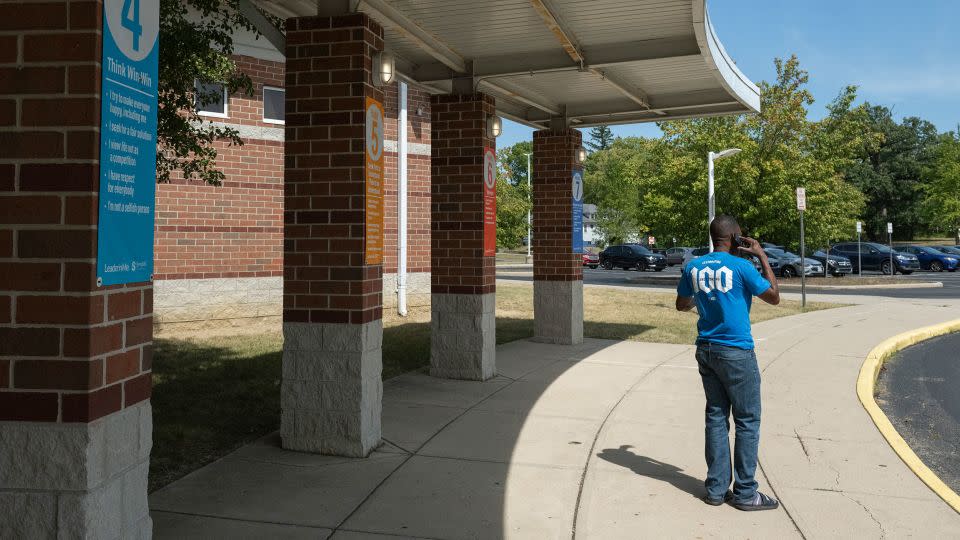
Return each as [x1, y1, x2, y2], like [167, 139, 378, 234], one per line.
[262, 86, 285, 125]
[195, 80, 229, 119]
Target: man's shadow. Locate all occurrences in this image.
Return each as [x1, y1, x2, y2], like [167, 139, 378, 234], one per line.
[597, 444, 704, 499]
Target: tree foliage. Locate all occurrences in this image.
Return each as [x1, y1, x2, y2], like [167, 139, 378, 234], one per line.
[583, 56, 876, 251]
[157, 0, 259, 185]
[842, 106, 939, 240]
[495, 142, 533, 249]
[586, 125, 615, 152]
[922, 131, 960, 234]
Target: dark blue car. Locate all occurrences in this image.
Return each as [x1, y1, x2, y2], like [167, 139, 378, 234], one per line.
[896, 245, 959, 272]
[934, 245, 960, 258]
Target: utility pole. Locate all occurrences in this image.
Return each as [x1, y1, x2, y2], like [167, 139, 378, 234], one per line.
[796, 187, 807, 308]
[707, 148, 741, 251]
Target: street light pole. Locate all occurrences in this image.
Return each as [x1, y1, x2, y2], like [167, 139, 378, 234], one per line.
[525, 152, 532, 264]
[707, 148, 741, 251]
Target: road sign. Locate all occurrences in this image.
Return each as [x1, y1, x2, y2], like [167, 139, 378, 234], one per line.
[887, 222, 893, 234]
[796, 187, 806, 211]
[856, 221, 862, 233]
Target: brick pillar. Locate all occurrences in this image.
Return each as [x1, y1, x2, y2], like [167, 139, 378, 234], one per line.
[429, 93, 496, 380]
[532, 128, 584, 344]
[0, 1, 153, 538]
[281, 14, 383, 457]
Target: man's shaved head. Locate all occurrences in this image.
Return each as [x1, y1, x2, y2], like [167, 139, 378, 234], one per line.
[710, 215, 742, 246]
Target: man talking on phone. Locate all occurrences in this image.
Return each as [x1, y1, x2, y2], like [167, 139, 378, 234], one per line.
[675, 215, 781, 511]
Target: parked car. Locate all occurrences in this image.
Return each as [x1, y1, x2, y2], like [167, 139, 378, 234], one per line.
[599, 244, 667, 271]
[581, 252, 599, 269]
[828, 242, 919, 275]
[933, 245, 960, 257]
[681, 246, 709, 268]
[763, 248, 824, 278]
[664, 247, 694, 266]
[808, 250, 853, 277]
[895, 245, 958, 272]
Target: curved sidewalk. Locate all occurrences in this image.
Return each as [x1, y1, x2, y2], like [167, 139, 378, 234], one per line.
[150, 295, 960, 539]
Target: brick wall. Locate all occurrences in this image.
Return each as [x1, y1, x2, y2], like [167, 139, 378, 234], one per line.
[283, 13, 384, 325]
[430, 93, 496, 295]
[383, 82, 431, 276]
[0, 0, 152, 423]
[154, 55, 285, 281]
[533, 128, 583, 282]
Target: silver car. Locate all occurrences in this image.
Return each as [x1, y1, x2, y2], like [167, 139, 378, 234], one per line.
[764, 248, 823, 278]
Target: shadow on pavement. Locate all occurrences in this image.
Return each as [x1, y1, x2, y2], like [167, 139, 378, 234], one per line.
[597, 444, 705, 500]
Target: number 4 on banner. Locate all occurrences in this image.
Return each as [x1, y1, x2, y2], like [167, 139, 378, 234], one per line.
[121, 0, 143, 51]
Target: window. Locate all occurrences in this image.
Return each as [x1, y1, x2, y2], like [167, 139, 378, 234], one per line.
[263, 86, 285, 124]
[195, 81, 228, 118]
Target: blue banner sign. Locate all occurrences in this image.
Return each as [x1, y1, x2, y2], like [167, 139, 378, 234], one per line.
[572, 169, 584, 254]
[96, 0, 159, 286]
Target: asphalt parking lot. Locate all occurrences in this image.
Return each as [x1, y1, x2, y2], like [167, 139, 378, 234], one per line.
[498, 263, 960, 299]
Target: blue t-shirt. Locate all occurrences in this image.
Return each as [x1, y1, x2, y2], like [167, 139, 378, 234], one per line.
[677, 251, 771, 350]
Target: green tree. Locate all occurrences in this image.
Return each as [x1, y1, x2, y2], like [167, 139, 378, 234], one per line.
[495, 142, 533, 249]
[586, 56, 874, 251]
[922, 131, 960, 236]
[157, 0, 266, 185]
[842, 106, 939, 240]
[582, 138, 648, 245]
[586, 125, 615, 152]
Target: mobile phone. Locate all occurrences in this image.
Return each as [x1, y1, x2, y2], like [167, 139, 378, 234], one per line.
[733, 234, 750, 248]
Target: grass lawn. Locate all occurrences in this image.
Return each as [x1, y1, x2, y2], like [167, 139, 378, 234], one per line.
[150, 283, 835, 491]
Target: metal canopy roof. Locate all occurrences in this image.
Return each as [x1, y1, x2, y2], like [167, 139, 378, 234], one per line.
[255, 0, 760, 129]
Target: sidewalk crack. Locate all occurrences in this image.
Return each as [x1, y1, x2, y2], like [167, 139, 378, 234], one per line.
[794, 429, 811, 461]
[843, 493, 887, 539]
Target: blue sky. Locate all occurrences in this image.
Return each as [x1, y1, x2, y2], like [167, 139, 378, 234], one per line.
[500, 0, 960, 148]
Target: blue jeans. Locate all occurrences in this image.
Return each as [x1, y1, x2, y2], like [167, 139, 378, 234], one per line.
[695, 342, 762, 503]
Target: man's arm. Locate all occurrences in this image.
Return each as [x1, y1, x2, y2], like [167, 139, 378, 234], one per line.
[742, 237, 780, 305]
[675, 263, 696, 312]
[675, 295, 695, 312]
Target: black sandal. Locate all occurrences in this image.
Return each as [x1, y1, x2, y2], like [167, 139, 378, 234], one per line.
[702, 490, 733, 506]
[732, 491, 780, 511]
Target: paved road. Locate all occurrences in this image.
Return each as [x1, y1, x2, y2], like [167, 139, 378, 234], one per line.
[498, 264, 960, 299]
[876, 332, 960, 494]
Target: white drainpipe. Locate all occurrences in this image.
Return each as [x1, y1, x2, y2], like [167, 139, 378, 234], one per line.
[397, 81, 409, 316]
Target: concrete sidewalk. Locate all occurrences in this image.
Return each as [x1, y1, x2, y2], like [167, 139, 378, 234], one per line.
[150, 297, 960, 539]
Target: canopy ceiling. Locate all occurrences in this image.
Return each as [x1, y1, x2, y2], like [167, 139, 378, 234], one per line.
[254, 0, 760, 129]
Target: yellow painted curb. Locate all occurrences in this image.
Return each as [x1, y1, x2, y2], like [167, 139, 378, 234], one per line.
[857, 320, 960, 514]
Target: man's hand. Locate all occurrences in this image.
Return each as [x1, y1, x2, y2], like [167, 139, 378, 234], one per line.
[742, 236, 781, 306]
[675, 295, 695, 312]
[739, 236, 765, 258]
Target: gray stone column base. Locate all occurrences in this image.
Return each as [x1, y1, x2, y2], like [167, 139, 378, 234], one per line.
[430, 293, 496, 380]
[534, 280, 584, 345]
[0, 401, 153, 539]
[280, 320, 383, 457]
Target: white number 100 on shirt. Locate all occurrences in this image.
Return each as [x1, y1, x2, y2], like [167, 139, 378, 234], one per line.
[690, 266, 734, 294]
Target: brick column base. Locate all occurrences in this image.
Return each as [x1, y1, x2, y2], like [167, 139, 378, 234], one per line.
[1, 1, 153, 537]
[430, 293, 495, 380]
[280, 13, 385, 457]
[0, 402, 153, 538]
[429, 93, 497, 380]
[281, 321, 382, 456]
[534, 281, 584, 344]
[533, 128, 584, 345]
